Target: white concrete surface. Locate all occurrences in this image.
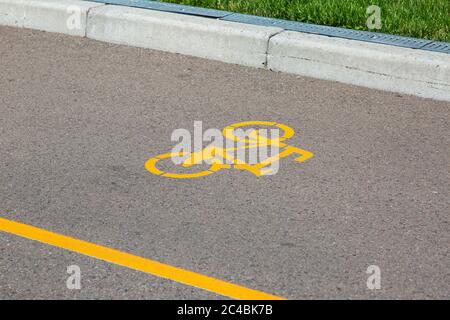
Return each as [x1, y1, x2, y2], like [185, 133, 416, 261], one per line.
[0, 0, 25, 27]
[0, 0, 103, 36]
[268, 31, 450, 101]
[86, 5, 283, 68]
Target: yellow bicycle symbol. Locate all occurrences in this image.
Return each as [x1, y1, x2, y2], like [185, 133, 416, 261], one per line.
[145, 121, 313, 179]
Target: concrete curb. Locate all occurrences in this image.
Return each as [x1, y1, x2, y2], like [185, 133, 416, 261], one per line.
[0, 0, 104, 36]
[268, 31, 450, 102]
[0, 0, 449, 101]
[86, 5, 283, 68]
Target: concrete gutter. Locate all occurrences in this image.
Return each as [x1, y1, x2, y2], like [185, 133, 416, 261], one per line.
[0, 0, 449, 102]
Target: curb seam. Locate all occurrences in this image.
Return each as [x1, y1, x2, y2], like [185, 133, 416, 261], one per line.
[264, 29, 285, 69]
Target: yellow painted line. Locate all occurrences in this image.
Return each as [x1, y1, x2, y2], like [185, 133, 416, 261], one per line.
[0, 217, 284, 300]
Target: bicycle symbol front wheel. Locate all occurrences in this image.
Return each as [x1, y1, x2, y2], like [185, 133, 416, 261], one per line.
[222, 121, 295, 146]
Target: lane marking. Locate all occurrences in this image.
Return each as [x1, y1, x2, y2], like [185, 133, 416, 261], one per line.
[0, 217, 284, 300]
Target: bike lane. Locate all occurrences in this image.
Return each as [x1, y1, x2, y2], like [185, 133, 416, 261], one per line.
[1, 26, 449, 299]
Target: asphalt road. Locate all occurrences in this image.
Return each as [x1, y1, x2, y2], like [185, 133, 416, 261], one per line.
[0, 26, 449, 299]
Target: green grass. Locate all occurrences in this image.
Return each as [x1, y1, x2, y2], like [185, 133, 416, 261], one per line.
[158, 0, 450, 42]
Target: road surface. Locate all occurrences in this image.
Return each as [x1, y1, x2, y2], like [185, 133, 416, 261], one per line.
[0, 26, 449, 299]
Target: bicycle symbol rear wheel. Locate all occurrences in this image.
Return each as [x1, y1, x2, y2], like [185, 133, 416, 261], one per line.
[145, 152, 225, 179]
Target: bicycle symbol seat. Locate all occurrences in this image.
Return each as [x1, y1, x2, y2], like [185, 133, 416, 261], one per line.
[145, 121, 313, 179]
